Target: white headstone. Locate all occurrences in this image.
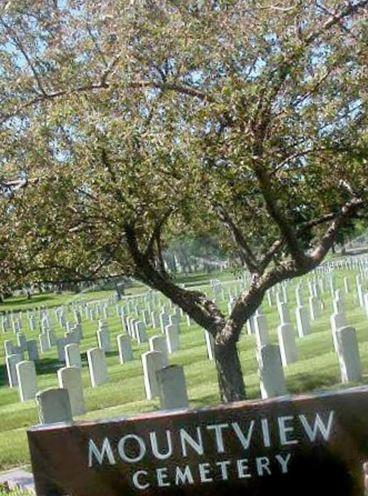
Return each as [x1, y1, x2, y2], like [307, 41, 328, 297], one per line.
[165, 324, 180, 354]
[47, 329, 56, 347]
[278, 302, 290, 324]
[336, 326, 362, 384]
[295, 286, 304, 307]
[6, 353, 22, 387]
[16, 360, 37, 402]
[36, 388, 73, 424]
[27, 340, 39, 361]
[97, 325, 111, 353]
[39, 333, 50, 353]
[65, 343, 82, 368]
[160, 312, 169, 334]
[117, 334, 134, 364]
[277, 323, 298, 366]
[56, 338, 66, 362]
[16, 333, 27, 353]
[57, 366, 86, 416]
[156, 365, 189, 410]
[363, 293, 368, 319]
[204, 330, 215, 361]
[258, 345, 287, 399]
[254, 313, 269, 348]
[333, 298, 344, 314]
[87, 348, 109, 387]
[344, 277, 350, 294]
[136, 321, 148, 344]
[330, 312, 347, 351]
[4, 340, 15, 356]
[246, 315, 256, 335]
[295, 306, 311, 337]
[149, 335, 169, 366]
[141, 350, 165, 400]
[309, 296, 320, 321]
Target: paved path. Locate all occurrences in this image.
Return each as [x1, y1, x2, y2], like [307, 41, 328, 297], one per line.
[0, 468, 35, 493]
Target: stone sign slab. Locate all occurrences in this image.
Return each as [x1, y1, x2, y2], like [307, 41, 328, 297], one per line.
[28, 387, 368, 496]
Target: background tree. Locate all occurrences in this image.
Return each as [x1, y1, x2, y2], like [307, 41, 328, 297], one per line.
[0, 0, 368, 402]
[164, 234, 228, 273]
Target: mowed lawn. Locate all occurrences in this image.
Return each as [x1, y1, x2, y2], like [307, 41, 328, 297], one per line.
[0, 268, 367, 472]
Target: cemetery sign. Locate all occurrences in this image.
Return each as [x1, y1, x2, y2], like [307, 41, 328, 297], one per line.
[28, 387, 368, 495]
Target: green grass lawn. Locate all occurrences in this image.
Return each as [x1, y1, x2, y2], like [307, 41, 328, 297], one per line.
[0, 268, 367, 472]
[0, 289, 126, 313]
[0, 491, 31, 495]
[0, 269, 232, 314]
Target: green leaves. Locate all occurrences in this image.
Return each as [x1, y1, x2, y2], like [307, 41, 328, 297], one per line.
[0, 0, 367, 287]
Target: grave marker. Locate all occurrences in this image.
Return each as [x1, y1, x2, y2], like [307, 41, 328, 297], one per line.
[117, 335, 134, 364]
[141, 351, 165, 400]
[156, 365, 189, 410]
[87, 348, 109, 387]
[6, 353, 22, 387]
[17, 360, 37, 402]
[336, 327, 362, 384]
[65, 343, 82, 369]
[149, 336, 169, 366]
[36, 388, 73, 425]
[277, 323, 298, 366]
[258, 344, 287, 399]
[58, 366, 86, 416]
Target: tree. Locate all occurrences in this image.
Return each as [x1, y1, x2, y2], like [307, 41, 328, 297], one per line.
[0, 0, 367, 402]
[164, 234, 228, 273]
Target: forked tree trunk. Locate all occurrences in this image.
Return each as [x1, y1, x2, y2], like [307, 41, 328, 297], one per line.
[124, 223, 249, 403]
[214, 340, 246, 403]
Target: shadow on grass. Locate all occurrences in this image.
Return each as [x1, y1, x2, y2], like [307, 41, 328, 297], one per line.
[175, 272, 220, 286]
[0, 362, 8, 387]
[191, 394, 219, 409]
[35, 358, 62, 376]
[106, 351, 119, 359]
[81, 352, 88, 365]
[287, 372, 337, 395]
[1, 295, 55, 309]
[80, 350, 119, 363]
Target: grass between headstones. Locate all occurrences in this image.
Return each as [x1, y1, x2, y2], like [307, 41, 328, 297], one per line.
[0, 268, 367, 471]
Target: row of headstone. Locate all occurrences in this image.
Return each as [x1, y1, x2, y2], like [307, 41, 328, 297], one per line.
[35, 364, 189, 425]
[2, 262, 367, 412]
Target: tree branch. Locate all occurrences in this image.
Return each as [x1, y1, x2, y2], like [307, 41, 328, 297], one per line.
[144, 209, 174, 275]
[0, 177, 39, 195]
[253, 164, 309, 268]
[297, 212, 337, 232]
[0, 17, 48, 96]
[219, 256, 312, 345]
[124, 222, 225, 333]
[259, 238, 285, 272]
[253, 0, 368, 142]
[310, 197, 364, 264]
[214, 202, 260, 274]
[307, 1, 368, 44]
[0, 79, 212, 126]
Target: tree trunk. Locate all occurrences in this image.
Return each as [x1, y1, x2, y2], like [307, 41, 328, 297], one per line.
[214, 340, 246, 403]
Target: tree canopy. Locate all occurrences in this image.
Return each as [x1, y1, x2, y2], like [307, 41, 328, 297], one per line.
[1, 0, 367, 400]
